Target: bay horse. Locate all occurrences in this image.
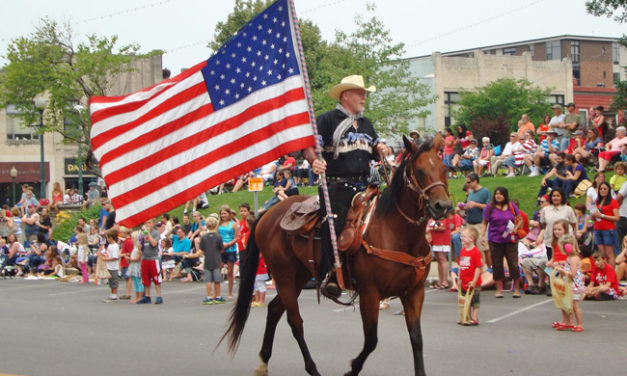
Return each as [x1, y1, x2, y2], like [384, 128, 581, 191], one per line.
[221, 134, 452, 376]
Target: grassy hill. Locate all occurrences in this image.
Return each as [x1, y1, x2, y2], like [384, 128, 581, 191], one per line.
[53, 172, 594, 241]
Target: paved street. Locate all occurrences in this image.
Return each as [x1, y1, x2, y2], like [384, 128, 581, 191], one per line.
[1, 278, 626, 376]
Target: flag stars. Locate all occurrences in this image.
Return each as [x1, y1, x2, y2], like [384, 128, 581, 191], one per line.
[288, 68, 294, 74]
[236, 67, 241, 73]
[267, 69, 272, 75]
[235, 93, 240, 99]
[247, 46, 252, 52]
[262, 80, 267, 86]
[220, 74, 225, 80]
[262, 40, 267, 45]
[278, 5, 282, 11]
[278, 48, 283, 54]
[264, 55, 269, 60]
[258, 24, 263, 30]
[263, 13, 268, 19]
[231, 53, 236, 58]
[267, 28, 272, 34]
[273, 17, 277, 23]
[248, 87, 252, 92]
[241, 57, 247, 63]
[253, 76, 257, 81]
[281, 21, 286, 27]
[253, 35, 257, 41]
[210, 70, 215, 75]
[237, 42, 241, 48]
[256, 51, 262, 56]
[276, 33, 281, 39]
[230, 78, 236, 84]
[283, 37, 287, 42]
[214, 84, 220, 90]
[225, 89, 230, 94]
[277, 74, 282, 80]
[245, 72, 250, 77]
[270, 44, 275, 49]
[219, 99, 225, 105]
[251, 61, 256, 67]
[226, 63, 231, 69]
[274, 59, 278, 65]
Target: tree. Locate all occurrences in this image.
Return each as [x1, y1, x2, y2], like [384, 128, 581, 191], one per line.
[209, 1, 435, 137]
[331, 4, 435, 137]
[453, 79, 553, 147]
[0, 18, 160, 172]
[586, 0, 627, 24]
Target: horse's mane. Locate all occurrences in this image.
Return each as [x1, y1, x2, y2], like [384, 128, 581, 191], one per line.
[376, 137, 435, 217]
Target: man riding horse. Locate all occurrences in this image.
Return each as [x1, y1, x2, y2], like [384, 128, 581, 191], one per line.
[304, 74, 387, 299]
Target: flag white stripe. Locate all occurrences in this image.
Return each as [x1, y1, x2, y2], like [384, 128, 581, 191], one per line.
[96, 92, 211, 162]
[89, 80, 178, 113]
[106, 98, 309, 195]
[100, 75, 305, 172]
[90, 71, 207, 141]
[115, 123, 312, 222]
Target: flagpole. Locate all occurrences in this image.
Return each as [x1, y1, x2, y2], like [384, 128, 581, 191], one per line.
[287, 0, 345, 290]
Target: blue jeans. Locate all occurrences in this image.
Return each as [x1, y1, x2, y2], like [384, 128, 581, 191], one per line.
[451, 233, 462, 260]
[537, 178, 575, 198]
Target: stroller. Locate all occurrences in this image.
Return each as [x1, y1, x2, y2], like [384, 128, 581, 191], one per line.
[0, 253, 17, 279]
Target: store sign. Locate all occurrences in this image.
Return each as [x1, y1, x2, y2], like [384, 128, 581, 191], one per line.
[64, 158, 89, 175]
[248, 177, 264, 192]
[0, 162, 50, 183]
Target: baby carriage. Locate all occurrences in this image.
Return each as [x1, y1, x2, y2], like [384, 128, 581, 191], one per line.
[0, 253, 17, 279]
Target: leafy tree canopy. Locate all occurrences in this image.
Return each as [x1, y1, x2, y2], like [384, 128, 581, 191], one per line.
[0, 18, 160, 171]
[209, 1, 435, 137]
[453, 78, 553, 147]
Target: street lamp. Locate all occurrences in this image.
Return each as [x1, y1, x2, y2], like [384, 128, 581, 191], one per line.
[10, 166, 18, 206]
[33, 96, 47, 200]
[73, 104, 86, 197]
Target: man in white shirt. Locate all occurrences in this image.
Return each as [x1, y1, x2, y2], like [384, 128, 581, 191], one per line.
[489, 132, 522, 177]
[548, 104, 567, 149]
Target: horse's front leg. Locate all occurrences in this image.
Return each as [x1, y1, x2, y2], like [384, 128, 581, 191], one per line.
[401, 284, 427, 376]
[345, 287, 380, 376]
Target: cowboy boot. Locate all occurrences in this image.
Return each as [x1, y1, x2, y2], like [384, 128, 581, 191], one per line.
[321, 271, 341, 299]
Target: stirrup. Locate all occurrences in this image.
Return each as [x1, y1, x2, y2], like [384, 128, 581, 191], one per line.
[320, 273, 342, 299]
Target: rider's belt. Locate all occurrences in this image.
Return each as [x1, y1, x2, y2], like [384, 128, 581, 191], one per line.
[327, 175, 368, 184]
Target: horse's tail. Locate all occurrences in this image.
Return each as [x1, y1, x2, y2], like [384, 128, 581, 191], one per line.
[218, 213, 263, 354]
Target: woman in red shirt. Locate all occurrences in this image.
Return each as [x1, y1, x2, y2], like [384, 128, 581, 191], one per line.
[537, 114, 551, 142]
[591, 182, 619, 267]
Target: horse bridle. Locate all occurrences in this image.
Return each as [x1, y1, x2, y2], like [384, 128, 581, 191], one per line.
[394, 154, 449, 226]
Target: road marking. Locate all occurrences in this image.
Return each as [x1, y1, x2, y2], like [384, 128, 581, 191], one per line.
[486, 299, 553, 324]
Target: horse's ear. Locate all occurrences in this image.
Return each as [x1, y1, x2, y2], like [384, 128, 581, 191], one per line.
[432, 132, 443, 151]
[402, 135, 417, 153]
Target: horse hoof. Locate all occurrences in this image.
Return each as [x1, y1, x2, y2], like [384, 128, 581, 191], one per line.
[254, 364, 268, 376]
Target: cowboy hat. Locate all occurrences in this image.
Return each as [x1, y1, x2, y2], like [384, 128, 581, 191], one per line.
[329, 75, 376, 101]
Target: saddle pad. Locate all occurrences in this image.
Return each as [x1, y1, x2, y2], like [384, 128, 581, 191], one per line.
[280, 196, 320, 233]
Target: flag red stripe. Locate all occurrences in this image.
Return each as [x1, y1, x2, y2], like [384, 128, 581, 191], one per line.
[89, 61, 206, 105]
[91, 81, 209, 151]
[97, 101, 213, 168]
[110, 112, 310, 208]
[100, 87, 305, 175]
[116, 136, 314, 227]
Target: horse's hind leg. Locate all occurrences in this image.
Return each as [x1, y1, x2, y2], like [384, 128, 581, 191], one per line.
[345, 288, 380, 376]
[401, 288, 427, 376]
[255, 295, 285, 376]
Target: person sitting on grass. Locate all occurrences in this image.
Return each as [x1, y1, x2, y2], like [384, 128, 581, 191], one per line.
[528, 130, 560, 177]
[473, 137, 494, 176]
[610, 162, 627, 193]
[584, 251, 619, 300]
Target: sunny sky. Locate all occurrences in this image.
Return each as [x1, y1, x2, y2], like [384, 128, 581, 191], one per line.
[1, 0, 624, 74]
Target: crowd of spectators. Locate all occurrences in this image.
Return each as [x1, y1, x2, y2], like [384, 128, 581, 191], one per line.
[429, 103, 627, 313]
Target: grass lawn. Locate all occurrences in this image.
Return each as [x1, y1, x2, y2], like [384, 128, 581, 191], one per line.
[54, 169, 598, 240]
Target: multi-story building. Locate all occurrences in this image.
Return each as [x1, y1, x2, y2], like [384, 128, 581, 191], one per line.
[0, 55, 164, 206]
[405, 35, 626, 134]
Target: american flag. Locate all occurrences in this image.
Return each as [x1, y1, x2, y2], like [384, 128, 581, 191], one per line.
[89, 0, 314, 228]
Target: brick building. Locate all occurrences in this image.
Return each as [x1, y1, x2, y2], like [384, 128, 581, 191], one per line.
[441, 35, 626, 123]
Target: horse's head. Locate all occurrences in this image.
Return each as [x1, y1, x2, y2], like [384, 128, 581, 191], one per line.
[401, 133, 452, 220]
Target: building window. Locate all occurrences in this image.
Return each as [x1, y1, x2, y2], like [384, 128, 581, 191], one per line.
[615, 73, 621, 86]
[444, 91, 461, 127]
[503, 47, 516, 56]
[63, 101, 80, 140]
[570, 41, 580, 64]
[546, 40, 561, 60]
[613, 42, 620, 64]
[549, 95, 565, 105]
[528, 44, 534, 58]
[5, 104, 40, 141]
[573, 68, 581, 86]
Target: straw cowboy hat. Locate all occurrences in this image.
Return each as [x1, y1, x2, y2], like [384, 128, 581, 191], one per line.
[329, 75, 376, 101]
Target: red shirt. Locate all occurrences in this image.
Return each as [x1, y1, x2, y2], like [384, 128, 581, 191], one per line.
[591, 262, 619, 292]
[120, 237, 133, 268]
[520, 210, 529, 234]
[594, 199, 618, 231]
[237, 218, 250, 251]
[256, 254, 268, 275]
[458, 246, 482, 290]
[427, 218, 453, 246]
[281, 156, 296, 170]
[552, 244, 568, 263]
